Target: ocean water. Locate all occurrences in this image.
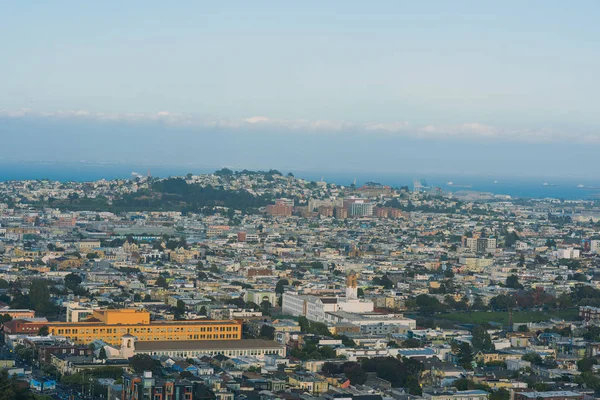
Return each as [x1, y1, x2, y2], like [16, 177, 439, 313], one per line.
[0, 162, 599, 200]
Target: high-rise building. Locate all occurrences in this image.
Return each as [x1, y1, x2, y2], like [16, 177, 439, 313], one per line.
[317, 206, 334, 217]
[266, 200, 293, 216]
[348, 201, 374, 217]
[374, 207, 402, 219]
[463, 236, 496, 253]
[334, 207, 348, 219]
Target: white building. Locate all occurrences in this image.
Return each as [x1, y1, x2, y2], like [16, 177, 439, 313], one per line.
[282, 293, 338, 322]
[65, 302, 100, 322]
[325, 310, 416, 329]
[282, 273, 374, 322]
[591, 240, 600, 254]
[556, 248, 580, 259]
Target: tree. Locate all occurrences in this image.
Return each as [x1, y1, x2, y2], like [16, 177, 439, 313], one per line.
[38, 326, 49, 336]
[505, 275, 524, 289]
[197, 271, 208, 280]
[415, 294, 445, 314]
[130, 354, 161, 374]
[193, 384, 216, 400]
[0, 370, 38, 399]
[29, 279, 53, 315]
[488, 294, 515, 310]
[322, 362, 340, 375]
[260, 325, 275, 340]
[343, 362, 367, 385]
[503, 230, 519, 247]
[401, 338, 422, 348]
[260, 300, 271, 316]
[98, 347, 107, 360]
[490, 389, 510, 400]
[339, 335, 356, 347]
[472, 296, 486, 311]
[471, 326, 493, 352]
[199, 306, 207, 316]
[0, 279, 9, 289]
[0, 314, 12, 323]
[578, 357, 598, 372]
[174, 300, 186, 319]
[275, 279, 289, 295]
[522, 352, 543, 366]
[361, 356, 422, 392]
[373, 275, 394, 289]
[155, 276, 168, 289]
[457, 342, 474, 369]
[298, 316, 310, 332]
[311, 322, 332, 336]
[64, 273, 82, 291]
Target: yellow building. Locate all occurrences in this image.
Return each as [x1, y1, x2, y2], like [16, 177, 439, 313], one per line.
[77, 240, 101, 252]
[288, 373, 329, 394]
[0, 309, 35, 319]
[43, 309, 241, 346]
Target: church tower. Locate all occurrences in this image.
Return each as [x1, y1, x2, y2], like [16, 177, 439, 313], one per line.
[346, 272, 358, 300]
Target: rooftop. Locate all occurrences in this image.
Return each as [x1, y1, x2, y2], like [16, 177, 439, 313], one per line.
[135, 339, 283, 351]
[515, 392, 582, 399]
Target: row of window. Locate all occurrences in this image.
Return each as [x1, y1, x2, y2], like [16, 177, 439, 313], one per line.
[65, 333, 240, 343]
[149, 349, 283, 357]
[52, 325, 239, 335]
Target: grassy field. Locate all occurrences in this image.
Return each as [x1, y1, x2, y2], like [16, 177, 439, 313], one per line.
[435, 309, 579, 325]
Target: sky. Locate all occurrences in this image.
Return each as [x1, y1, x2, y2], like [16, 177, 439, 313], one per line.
[1, 1, 600, 178]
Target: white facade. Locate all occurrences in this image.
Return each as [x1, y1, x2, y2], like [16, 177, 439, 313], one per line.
[556, 248, 580, 259]
[282, 293, 338, 322]
[349, 202, 374, 217]
[325, 311, 416, 329]
[337, 299, 374, 313]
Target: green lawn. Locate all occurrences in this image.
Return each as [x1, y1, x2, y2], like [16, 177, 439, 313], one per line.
[436, 308, 579, 325]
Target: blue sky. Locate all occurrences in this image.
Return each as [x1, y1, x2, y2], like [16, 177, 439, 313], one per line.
[1, 1, 599, 177]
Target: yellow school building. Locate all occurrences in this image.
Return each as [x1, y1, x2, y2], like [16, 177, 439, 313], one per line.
[44, 309, 242, 346]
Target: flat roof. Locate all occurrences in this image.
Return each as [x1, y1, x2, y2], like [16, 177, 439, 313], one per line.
[515, 392, 582, 398]
[46, 319, 240, 327]
[135, 339, 283, 351]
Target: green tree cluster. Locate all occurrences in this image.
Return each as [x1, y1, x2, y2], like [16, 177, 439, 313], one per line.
[361, 357, 423, 395]
[321, 362, 367, 385]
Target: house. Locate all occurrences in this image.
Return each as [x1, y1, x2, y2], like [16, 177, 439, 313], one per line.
[172, 361, 199, 376]
[513, 391, 583, 400]
[288, 372, 329, 394]
[475, 351, 501, 364]
[423, 390, 489, 400]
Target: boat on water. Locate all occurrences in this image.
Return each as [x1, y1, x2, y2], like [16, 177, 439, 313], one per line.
[447, 181, 454, 185]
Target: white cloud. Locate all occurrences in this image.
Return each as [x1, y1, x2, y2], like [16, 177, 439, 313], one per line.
[244, 116, 270, 124]
[0, 108, 591, 143]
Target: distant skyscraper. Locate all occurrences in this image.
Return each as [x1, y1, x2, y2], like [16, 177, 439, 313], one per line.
[348, 201, 374, 217]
